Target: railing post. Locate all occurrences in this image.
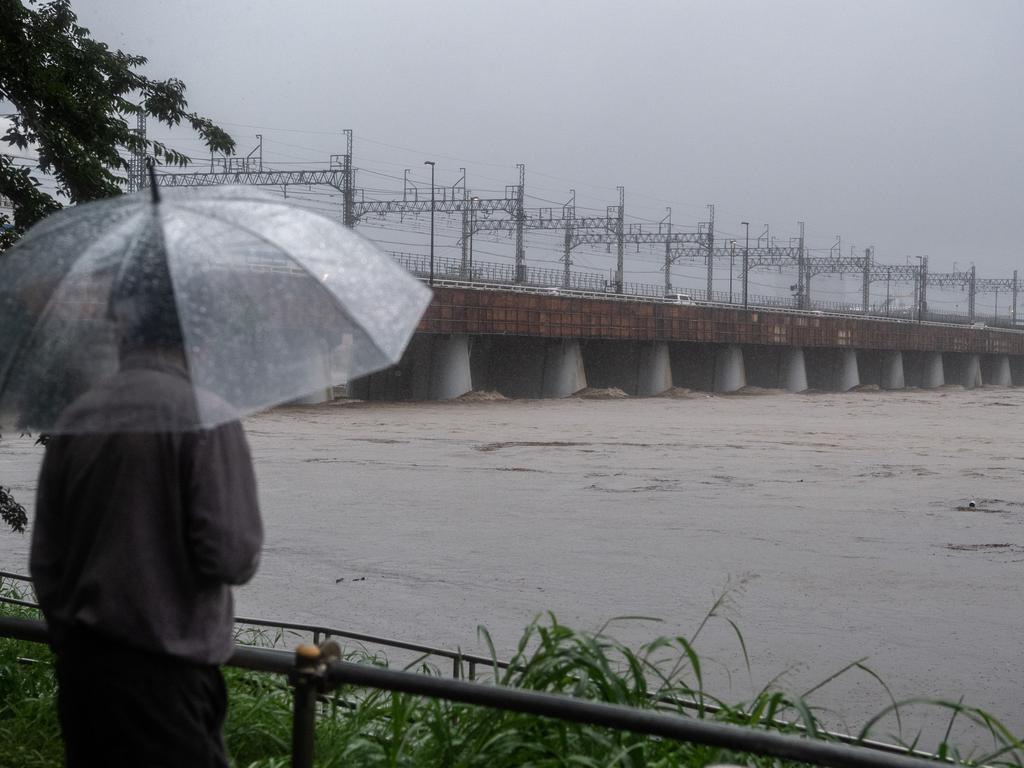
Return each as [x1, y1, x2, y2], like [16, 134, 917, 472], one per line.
[290, 644, 321, 768]
[289, 641, 342, 768]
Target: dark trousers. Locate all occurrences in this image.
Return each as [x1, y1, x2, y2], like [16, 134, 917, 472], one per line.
[54, 629, 228, 768]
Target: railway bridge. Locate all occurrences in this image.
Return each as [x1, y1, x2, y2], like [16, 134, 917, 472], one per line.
[348, 282, 1024, 400]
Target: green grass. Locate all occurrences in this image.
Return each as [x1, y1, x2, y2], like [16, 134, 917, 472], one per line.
[0, 580, 62, 768]
[2, 576, 1022, 768]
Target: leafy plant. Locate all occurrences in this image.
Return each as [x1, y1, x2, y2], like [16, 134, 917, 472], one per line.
[0, 0, 235, 531]
[0, 0, 235, 247]
[0, 485, 27, 533]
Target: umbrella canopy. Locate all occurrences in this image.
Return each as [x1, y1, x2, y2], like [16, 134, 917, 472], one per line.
[0, 185, 432, 433]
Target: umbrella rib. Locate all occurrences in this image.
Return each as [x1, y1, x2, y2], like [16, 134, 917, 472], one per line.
[170, 203, 391, 364]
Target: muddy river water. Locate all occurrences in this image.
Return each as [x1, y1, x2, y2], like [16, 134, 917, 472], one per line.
[2, 386, 1022, 748]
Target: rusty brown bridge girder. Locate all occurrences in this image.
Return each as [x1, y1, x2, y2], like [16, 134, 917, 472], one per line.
[418, 288, 1024, 356]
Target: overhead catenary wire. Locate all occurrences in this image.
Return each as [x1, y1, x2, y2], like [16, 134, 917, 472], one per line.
[8, 124, 1017, 320]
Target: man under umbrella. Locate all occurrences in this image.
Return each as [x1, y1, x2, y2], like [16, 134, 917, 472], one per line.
[29, 248, 263, 768]
[1, 178, 430, 764]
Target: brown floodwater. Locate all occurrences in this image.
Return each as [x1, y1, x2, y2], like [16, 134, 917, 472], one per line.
[2, 386, 1022, 748]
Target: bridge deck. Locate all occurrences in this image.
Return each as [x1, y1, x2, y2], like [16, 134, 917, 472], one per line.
[419, 286, 1024, 356]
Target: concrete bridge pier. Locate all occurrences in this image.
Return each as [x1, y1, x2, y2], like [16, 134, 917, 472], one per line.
[805, 348, 859, 391]
[982, 355, 1012, 387]
[837, 348, 860, 391]
[580, 341, 671, 395]
[411, 334, 473, 400]
[348, 334, 427, 400]
[1009, 356, 1024, 386]
[637, 342, 673, 395]
[542, 339, 587, 397]
[904, 351, 944, 388]
[471, 336, 586, 398]
[289, 335, 334, 404]
[881, 351, 905, 389]
[783, 348, 809, 392]
[742, 346, 807, 392]
[945, 353, 983, 389]
[856, 350, 903, 389]
[923, 352, 945, 388]
[714, 345, 746, 392]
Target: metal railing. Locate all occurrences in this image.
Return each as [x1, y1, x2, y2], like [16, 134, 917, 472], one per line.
[233, 614, 506, 681]
[0, 572, 961, 767]
[0, 613, 944, 768]
[0, 575, 944, 762]
[391, 251, 1024, 331]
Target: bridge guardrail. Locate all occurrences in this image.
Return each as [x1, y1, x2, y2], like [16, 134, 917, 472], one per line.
[392, 251, 1024, 333]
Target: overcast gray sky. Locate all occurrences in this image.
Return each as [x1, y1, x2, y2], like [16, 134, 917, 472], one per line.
[53, 1, 1024, 301]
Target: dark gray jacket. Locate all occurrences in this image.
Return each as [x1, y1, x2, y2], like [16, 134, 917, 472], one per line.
[30, 354, 263, 664]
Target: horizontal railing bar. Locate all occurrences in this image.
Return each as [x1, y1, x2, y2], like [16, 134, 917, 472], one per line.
[0, 595, 38, 610]
[230, 644, 297, 676]
[1, 574, 506, 670]
[0, 615, 293, 677]
[235, 615, 505, 668]
[0, 615, 47, 644]
[0, 615, 940, 768]
[322, 659, 937, 768]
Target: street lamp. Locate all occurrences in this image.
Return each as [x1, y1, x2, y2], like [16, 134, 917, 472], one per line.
[729, 240, 736, 303]
[424, 160, 436, 286]
[741, 222, 750, 309]
[469, 196, 480, 281]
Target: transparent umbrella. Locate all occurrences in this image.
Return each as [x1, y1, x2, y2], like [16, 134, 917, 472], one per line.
[0, 184, 432, 433]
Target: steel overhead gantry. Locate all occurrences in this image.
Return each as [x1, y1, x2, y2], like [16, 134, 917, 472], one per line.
[157, 165, 347, 190]
[150, 130, 357, 226]
[863, 259, 921, 316]
[149, 131, 712, 296]
[921, 266, 1019, 324]
[675, 221, 803, 306]
[469, 185, 622, 289]
[126, 111, 147, 193]
[146, 128, 1019, 323]
[355, 164, 529, 282]
[554, 188, 626, 292]
[662, 206, 717, 298]
[506, 186, 625, 292]
[543, 191, 713, 295]
[468, 186, 713, 294]
[735, 235, 924, 315]
[918, 266, 974, 321]
[777, 253, 1017, 324]
[740, 241, 805, 308]
[971, 272, 1019, 324]
[528, 190, 615, 288]
[790, 251, 922, 316]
